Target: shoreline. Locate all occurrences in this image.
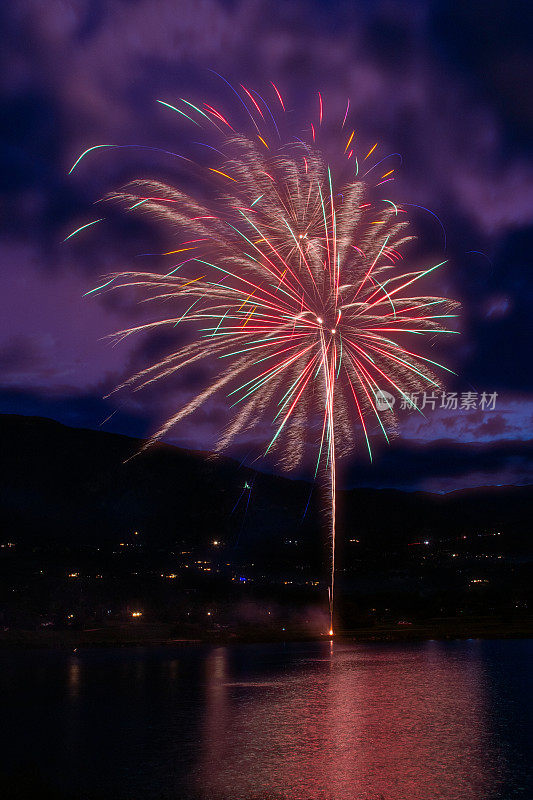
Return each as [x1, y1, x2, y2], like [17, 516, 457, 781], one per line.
[1, 617, 531, 649]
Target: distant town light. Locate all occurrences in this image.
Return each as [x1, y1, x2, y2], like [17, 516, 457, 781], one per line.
[131, 611, 143, 617]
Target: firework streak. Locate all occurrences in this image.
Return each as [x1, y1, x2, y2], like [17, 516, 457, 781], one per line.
[74, 85, 459, 634]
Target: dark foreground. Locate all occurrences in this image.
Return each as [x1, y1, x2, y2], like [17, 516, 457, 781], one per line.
[1, 639, 531, 800]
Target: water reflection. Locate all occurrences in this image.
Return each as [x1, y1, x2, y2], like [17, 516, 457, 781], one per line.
[67, 655, 81, 700]
[203, 647, 229, 774]
[1, 641, 529, 800]
[196, 641, 497, 800]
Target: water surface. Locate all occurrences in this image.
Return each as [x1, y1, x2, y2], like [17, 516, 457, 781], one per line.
[1, 640, 531, 799]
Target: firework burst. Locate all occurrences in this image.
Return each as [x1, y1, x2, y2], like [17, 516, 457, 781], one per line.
[73, 85, 459, 633]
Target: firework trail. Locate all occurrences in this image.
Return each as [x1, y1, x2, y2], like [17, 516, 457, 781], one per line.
[72, 84, 459, 634]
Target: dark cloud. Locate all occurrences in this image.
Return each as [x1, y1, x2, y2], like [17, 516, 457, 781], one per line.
[398, 394, 531, 445]
[0, 387, 151, 439]
[0, 335, 40, 373]
[345, 438, 533, 492]
[430, 0, 533, 143]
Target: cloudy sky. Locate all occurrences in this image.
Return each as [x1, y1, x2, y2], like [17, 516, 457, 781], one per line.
[1, 0, 532, 491]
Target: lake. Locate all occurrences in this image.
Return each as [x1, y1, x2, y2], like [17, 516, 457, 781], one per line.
[1, 640, 531, 799]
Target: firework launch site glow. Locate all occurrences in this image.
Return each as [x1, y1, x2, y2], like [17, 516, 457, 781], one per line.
[73, 83, 459, 634]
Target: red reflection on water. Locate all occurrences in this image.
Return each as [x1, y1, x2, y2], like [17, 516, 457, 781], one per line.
[203, 647, 229, 771]
[196, 642, 496, 800]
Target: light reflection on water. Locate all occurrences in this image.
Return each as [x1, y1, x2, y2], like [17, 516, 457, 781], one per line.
[0, 640, 531, 799]
[196, 641, 494, 799]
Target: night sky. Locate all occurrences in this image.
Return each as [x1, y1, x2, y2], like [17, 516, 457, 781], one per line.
[1, 0, 532, 492]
